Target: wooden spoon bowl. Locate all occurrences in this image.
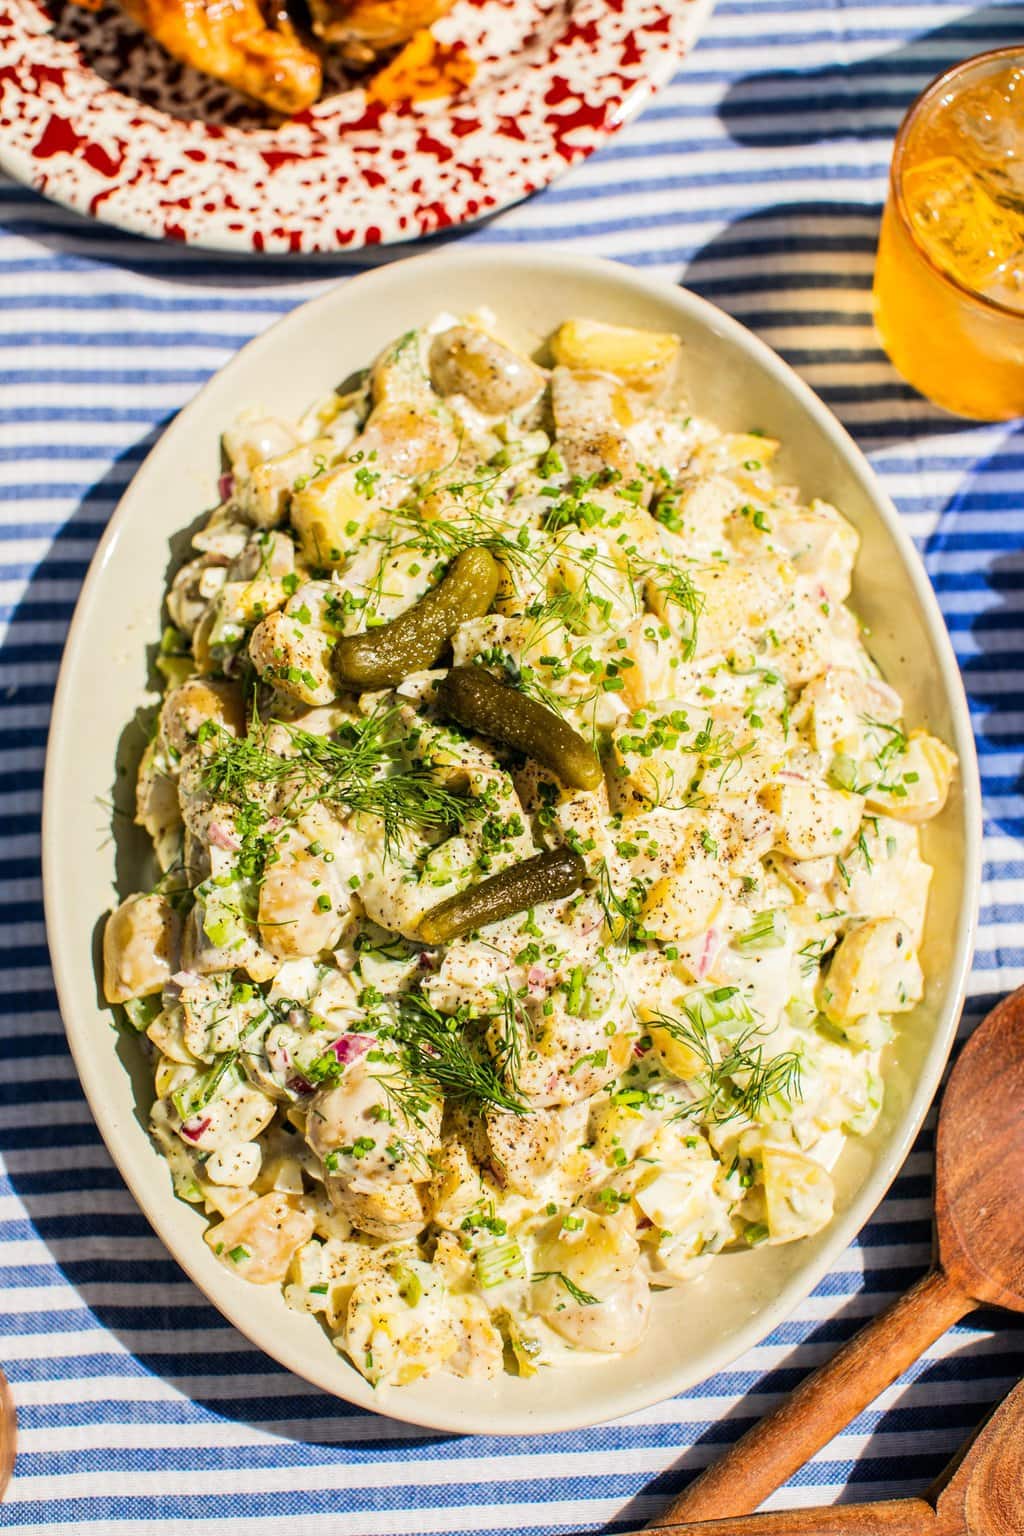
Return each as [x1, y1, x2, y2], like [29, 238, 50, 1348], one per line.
[934, 988, 1024, 1311]
[931, 1375, 1024, 1536]
[656, 987, 1024, 1523]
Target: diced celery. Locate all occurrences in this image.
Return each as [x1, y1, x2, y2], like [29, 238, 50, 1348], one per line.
[735, 909, 789, 952]
[829, 753, 863, 793]
[785, 998, 818, 1032]
[844, 1072, 884, 1135]
[495, 1310, 541, 1377]
[420, 836, 474, 891]
[123, 994, 162, 1032]
[172, 1054, 240, 1121]
[389, 1262, 423, 1307]
[687, 985, 753, 1037]
[159, 625, 188, 656]
[815, 1015, 850, 1047]
[475, 1239, 525, 1289]
[156, 652, 196, 688]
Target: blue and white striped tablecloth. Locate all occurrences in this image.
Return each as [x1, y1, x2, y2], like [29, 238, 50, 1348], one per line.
[3, 1, 1024, 1529]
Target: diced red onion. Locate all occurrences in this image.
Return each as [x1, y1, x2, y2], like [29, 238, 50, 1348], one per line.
[208, 822, 242, 852]
[218, 472, 234, 502]
[287, 1075, 314, 1096]
[527, 964, 552, 992]
[330, 1033, 373, 1064]
[695, 926, 721, 981]
[180, 1116, 210, 1143]
[267, 1041, 292, 1077]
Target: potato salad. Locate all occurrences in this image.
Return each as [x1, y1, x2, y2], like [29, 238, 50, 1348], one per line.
[103, 312, 957, 1390]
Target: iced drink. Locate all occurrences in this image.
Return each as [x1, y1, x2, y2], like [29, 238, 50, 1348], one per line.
[874, 49, 1024, 419]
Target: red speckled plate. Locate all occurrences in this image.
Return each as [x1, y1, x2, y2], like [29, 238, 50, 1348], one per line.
[0, 0, 714, 254]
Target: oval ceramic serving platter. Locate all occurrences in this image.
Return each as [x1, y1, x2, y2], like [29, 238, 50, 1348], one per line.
[0, 0, 713, 254]
[43, 249, 980, 1433]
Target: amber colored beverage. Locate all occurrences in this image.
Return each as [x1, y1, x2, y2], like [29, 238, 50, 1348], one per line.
[873, 48, 1024, 420]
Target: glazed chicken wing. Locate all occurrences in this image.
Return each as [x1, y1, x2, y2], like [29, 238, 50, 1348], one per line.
[117, 0, 322, 113]
[306, 0, 453, 64]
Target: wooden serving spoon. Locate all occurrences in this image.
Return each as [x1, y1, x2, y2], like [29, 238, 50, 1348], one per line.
[613, 1375, 1024, 1535]
[656, 986, 1024, 1524]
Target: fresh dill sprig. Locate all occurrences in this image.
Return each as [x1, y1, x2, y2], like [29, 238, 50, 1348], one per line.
[393, 992, 530, 1116]
[862, 715, 910, 793]
[690, 715, 753, 792]
[652, 1006, 804, 1125]
[490, 984, 526, 1095]
[643, 562, 705, 661]
[798, 935, 835, 978]
[523, 584, 592, 646]
[531, 1270, 600, 1306]
[383, 498, 539, 578]
[592, 858, 650, 948]
[201, 706, 481, 860]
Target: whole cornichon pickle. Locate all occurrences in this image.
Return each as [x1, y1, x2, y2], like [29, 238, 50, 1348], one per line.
[332, 547, 500, 690]
[418, 847, 587, 945]
[436, 665, 603, 791]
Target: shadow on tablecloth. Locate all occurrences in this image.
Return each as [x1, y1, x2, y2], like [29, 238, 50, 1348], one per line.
[718, 1, 1024, 151]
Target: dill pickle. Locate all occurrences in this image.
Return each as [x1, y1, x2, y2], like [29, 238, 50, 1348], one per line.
[436, 665, 603, 791]
[332, 548, 500, 690]
[418, 847, 586, 945]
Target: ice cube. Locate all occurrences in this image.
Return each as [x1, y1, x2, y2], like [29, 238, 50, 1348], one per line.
[903, 152, 1024, 301]
[950, 67, 1024, 198]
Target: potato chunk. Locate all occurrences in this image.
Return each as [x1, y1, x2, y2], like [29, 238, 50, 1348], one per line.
[103, 893, 181, 1004]
[257, 849, 346, 960]
[532, 1209, 640, 1308]
[762, 1147, 834, 1243]
[290, 463, 379, 568]
[159, 677, 245, 757]
[543, 1269, 651, 1353]
[429, 325, 546, 415]
[865, 730, 957, 824]
[642, 845, 726, 943]
[248, 608, 336, 707]
[206, 1192, 314, 1284]
[236, 438, 334, 529]
[823, 917, 924, 1023]
[358, 401, 457, 478]
[759, 777, 863, 861]
[551, 318, 680, 390]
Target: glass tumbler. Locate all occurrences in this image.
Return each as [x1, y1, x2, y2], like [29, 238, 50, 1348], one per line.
[873, 47, 1024, 420]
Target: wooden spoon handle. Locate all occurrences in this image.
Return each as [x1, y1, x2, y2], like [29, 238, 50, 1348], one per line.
[639, 1497, 945, 1535]
[657, 1267, 973, 1523]
[0, 1366, 15, 1500]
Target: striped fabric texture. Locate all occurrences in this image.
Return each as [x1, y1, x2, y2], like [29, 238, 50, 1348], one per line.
[3, 0, 1024, 1528]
